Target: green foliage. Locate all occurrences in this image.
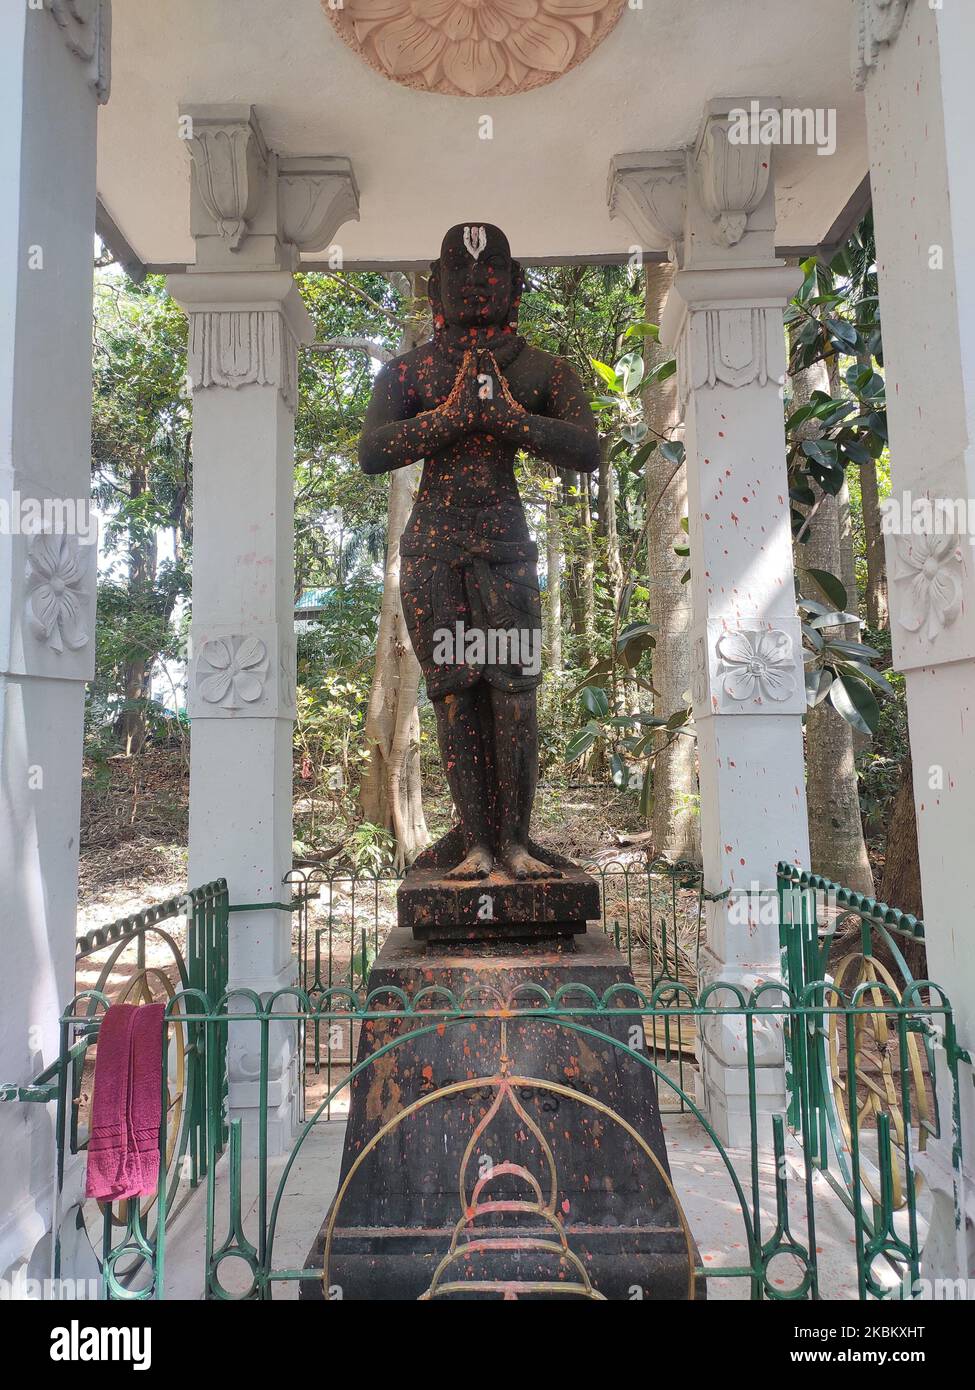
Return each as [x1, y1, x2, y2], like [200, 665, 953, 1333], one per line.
[799, 577, 893, 737]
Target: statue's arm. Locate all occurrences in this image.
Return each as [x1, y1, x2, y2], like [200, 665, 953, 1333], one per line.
[485, 357, 602, 473]
[359, 361, 471, 475]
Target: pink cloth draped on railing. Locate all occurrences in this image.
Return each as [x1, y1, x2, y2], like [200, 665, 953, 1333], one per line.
[85, 1003, 165, 1202]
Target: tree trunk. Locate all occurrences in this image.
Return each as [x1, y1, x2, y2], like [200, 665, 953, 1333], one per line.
[566, 472, 596, 668]
[360, 276, 430, 870]
[793, 353, 874, 894]
[860, 457, 889, 630]
[878, 752, 923, 918]
[545, 481, 564, 676]
[117, 462, 155, 756]
[642, 261, 700, 862]
[856, 352, 889, 630]
[596, 455, 623, 596]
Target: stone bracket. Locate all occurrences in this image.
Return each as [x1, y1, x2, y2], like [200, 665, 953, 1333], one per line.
[48, 0, 111, 104]
[609, 98, 786, 276]
[853, 0, 912, 90]
[278, 156, 360, 257]
[695, 99, 778, 250]
[607, 150, 686, 265]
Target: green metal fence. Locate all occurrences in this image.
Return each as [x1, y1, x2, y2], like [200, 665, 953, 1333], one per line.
[39, 978, 960, 1301]
[0, 882, 231, 1297]
[775, 864, 950, 1284]
[1, 865, 965, 1301]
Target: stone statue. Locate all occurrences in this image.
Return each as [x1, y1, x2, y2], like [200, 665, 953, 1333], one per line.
[360, 223, 600, 883]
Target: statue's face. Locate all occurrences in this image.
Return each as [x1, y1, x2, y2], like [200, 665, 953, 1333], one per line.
[436, 224, 513, 329]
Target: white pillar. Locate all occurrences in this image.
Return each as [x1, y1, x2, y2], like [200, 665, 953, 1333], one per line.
[610, 105, 809, 1145]
[0, 2, 108, 1279]
[855, 0, 975, 1277]
[169, 107, 357, 1153]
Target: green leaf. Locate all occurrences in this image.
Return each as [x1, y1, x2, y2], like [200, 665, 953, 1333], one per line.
[809, 611, 861, 630]
[617, 622, 657, 649]
[647, 358, 677, 384]
[827, 637, 881, 661]
[629, 440, 658, 471]
[803, 568, 848, 610]
[805, 667, 833, 706]
[580, 685, 610, 718]
[828, 675, 880, 736]
[566, 728, 598, 763]
[659, 440, 685, 467]
[590, 359, 621, 391]
[615, 350, 645, 394]
[833, 660, 895, 697]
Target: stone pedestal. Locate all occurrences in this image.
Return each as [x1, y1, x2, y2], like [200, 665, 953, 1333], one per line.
[301, 930, 701, 1301]
[397, 827, 600, 943]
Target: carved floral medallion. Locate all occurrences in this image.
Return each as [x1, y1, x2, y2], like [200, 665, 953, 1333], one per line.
[323, 0, 627, 98]
[25, 533, 92, 655]
[715, 628, 797, 704]
[196, 635, 269, 709]
[892, 533, 963, 643]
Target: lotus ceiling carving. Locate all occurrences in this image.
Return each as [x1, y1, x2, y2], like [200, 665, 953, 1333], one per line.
[323, 0, 627, 98]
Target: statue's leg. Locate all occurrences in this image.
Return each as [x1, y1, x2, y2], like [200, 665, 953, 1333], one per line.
[434, 689, 495, 879]
[489, 687, 561, 880]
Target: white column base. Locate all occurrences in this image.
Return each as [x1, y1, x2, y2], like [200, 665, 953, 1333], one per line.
[695, 952, 787, 1149]
[225, 948, 299, 1157]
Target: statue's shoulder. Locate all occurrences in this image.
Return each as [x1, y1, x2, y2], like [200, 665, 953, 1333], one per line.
[512, 343, 562, 379]
[380, 342, 432, 380]
[513, 345, 582, 392]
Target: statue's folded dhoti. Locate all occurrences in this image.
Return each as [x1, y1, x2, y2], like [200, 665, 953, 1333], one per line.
[400, 523, 542, 699]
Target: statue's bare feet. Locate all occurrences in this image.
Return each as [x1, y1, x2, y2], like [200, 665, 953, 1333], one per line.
[445, 842, 494, 880]
[501, 844, 563, 881]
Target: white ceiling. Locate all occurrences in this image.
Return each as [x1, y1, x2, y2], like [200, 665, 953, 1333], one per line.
[97, 0, 869, 270]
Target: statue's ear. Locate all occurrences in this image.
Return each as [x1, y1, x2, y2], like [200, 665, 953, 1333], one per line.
[428, 259, 445, 329]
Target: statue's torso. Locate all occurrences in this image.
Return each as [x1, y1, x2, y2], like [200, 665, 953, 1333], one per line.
[399, 342, 555, 550]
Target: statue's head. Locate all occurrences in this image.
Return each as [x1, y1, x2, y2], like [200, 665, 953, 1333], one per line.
[429, 223, 523, 331]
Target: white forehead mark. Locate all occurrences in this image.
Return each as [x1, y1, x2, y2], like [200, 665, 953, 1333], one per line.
[463, 226, 487, 261]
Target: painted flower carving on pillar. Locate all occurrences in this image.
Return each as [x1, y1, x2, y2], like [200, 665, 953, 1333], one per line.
[25, 533, 91, 654]
[197, 635, 269, 709]
[893, 534, 963, 642]
[324, 0, 627, 97]
[715, 629, 797, 704]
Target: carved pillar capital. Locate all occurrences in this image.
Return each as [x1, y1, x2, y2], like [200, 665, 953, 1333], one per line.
[180, 106, 359, 271]
[660, 265, 802, 410]
[182, 105, 270, 255]
[607, 151, 687, 266]
[167, 271, 314, 414]
[49, 0, 111, 104]
[853, 0, 912, 90]
[692, 99, 778, 256]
